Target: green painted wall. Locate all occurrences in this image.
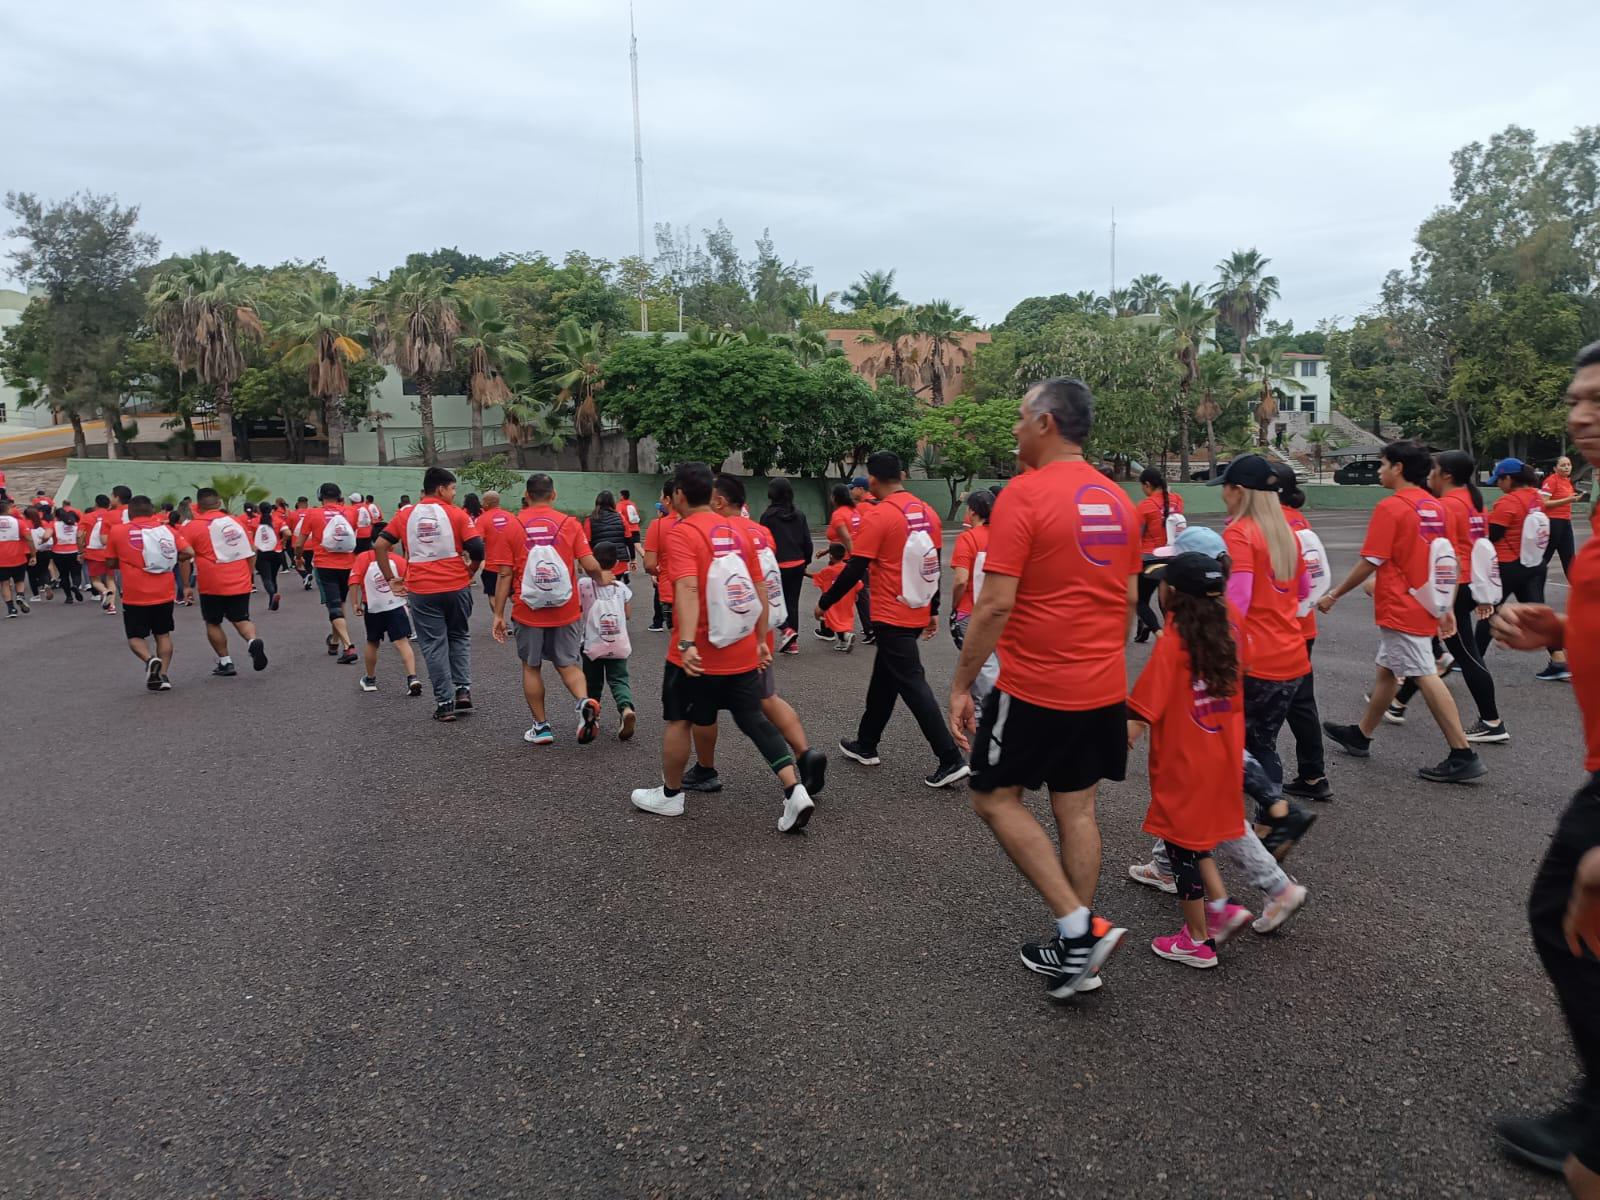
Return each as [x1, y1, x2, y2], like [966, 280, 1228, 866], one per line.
[62, 460, 1388, 525]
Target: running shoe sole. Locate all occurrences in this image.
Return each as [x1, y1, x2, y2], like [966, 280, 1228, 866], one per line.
[145, 658, 164, 691]
[248, 639, 269, 672]
[798, 749, 827, 797]
[618, 710, 636, 741]
[1254, 886, 1309, 935]
[838, 741, 881, 767]
[577, 700, 601, 745]
[407, 680, 423, 697]
[1018, 955, 1104, 990]
[1045, 928, 1127, 999]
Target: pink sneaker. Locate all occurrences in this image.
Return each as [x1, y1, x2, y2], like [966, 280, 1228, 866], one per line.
[1206, 902, 1254, 945]
[1150, 927, 1218, 969]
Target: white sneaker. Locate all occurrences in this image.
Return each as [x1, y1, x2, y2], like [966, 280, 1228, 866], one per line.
[631, 785, 684, 817]
[1253, 882, 1308, 934]
[1128, 861, 1178, 894]
[778, 784, 815, 833]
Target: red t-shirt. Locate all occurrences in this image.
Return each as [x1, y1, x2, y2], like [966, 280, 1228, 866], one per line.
[950, 525, 989, 617]
[644, 513, 676, 581]
[476, 509, 516, 571]
[811, 562, 860, 633]
[665, 511, 765, 675]
[184, 510, 254, 596]
[298, 505, 358, 571]
[1566, 535, 1600, 772]
[505, 505, 592, 628]
[1223, 517, 1310, 681]
[827, 505, 861, 547]
[1361, 487, 1440, 637]
[78, 508, 109, 562]
[1541, 473, 1576, 522]
[1439, 488, 1485, 561]
[0, 513, 30, 567]
[620, 498, 641, 537]
[1136, 491, 1185, 553]
[1489, 488, 1541, 565]
[381, 502, 476, 595]
[850, 490, 943, 629]
[983, 460, 1140, 711]
[1130, 624, 1247, 850]
[106, 517, 179, 606]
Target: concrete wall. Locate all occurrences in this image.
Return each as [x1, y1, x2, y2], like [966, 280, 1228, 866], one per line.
[63, 459, 1390, 524]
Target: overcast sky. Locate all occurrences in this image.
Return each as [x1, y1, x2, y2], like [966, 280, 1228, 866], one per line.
[3, 0, 1596, 329]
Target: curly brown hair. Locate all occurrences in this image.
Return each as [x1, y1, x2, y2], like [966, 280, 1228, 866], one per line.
[1163, 590, 1240, 699]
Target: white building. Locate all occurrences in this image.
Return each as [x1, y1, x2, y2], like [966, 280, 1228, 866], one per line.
[0, 289, 53, 430]
[1231, 351, 1332, 424]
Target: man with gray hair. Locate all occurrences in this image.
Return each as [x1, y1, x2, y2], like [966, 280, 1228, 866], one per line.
[950, 377, 1140, 999]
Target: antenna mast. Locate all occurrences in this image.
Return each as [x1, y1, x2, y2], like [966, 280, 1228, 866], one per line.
[630, 4, 647, 331]
[1109, 206, 1116, 312]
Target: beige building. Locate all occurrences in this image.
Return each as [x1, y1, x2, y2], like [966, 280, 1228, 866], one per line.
[826, 328, 992, 403]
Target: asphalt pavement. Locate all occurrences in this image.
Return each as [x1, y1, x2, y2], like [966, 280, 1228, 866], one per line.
[0, 511, 1588, 1198]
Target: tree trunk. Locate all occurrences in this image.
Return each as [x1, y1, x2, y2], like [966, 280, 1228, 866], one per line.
[575, 431, 591, 472]
[1177, 384, 1192, 480]
[69, 411, 87, 458]
[418, 375, 437, 466]
[469, 401, 484, 460]
[1205, 419, 1218, 478]
[376, 421, 389, 466]
[105, 412, 119, 460]
[218, 381, 237, 463]
[327, 400, 345, 466]
[627, 436, 640, 473]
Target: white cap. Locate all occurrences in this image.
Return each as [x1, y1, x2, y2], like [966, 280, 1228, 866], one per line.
[349, 492, 362, 502]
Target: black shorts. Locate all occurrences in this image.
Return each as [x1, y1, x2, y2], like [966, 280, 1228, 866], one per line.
[363, 607, 413, 644]
[354, 537, 373, 555]
[661, 662, 765, 726]
[123, 601, 176, 640]
[0, 564, 25, 585]
[199, 592, 251, 626]
[316, 566, 351, 611]
[970, 691, 1128, 794]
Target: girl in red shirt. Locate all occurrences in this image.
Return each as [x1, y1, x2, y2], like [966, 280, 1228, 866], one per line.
[1489, 459, 1569, 682]
[1539, 454, 1582, 579]
[1134, 468, 1183, 641]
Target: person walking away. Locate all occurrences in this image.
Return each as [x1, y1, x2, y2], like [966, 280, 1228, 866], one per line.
[81, 495, 118, 613]
[26, 508, 54, 601]
[491, 472, 603, 746]
[810, 544, 860, 652]
[1481, 458, 1570, 683]
[252, 501, 285, 610]
[819, 451, 968, 788]
[375, 468, 485, 721]
[760, 478, 811, 655]
[948, 489, 998, 704]
[104, 496, 193, 690]
[296, 483, 361, 664]
[290, 497, 314, 589]
[619, 488, 642, 578]
[1126, 551, 1246, 969]
[0, 500, 34, 616]
[629, 461, 815, 833]
[948, 377, 1138, 997]
[1275, 472, 1334, 802]
[578, 542, 637, 740]
[816, 482, 868, 641]
[1134, 467, 1185, 641]
[1320, 439, 1487, 784]
[585, 491, 628, 573]
[347, 541, 422, 695]
[51, 508, 84, 604]
[184, 488, 267, 676]
[1491, 341, 1600, 1197]
[643, 482, 677, 633]
[1541, 455, 1584, 582]
[1390, 451, 1507, 743]
[348, 493, 374, 554]
[475, 491, 514, 599]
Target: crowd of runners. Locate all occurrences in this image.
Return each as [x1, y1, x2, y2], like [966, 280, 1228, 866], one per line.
[3, 352, 1600, 1192]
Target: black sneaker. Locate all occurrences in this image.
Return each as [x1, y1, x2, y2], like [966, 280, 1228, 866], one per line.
[1417, 750, 1487, 784]
[1496, 1095, 1599, 1175]
[145, 657, 165, 691]
[337, 646, 358, 665]
[681, 763, 723, 793]
[1038, 917, 1128, 999]
[359, 676, 379, 693]
[924, 759, 971, 789]
[1282, 776, 1333, 802]
[1535, 661, 1572, 682]
[212, 661, 238, 677]
[1260, 805, 1317, 861]
[860, 631, 876, 646]
[1463, 719, 1509, 744]
[1382, 701, 1407, 726]
[1323, 721, 1372, 758]
[326, 633, 340, 656]
[15, 597, 29, 614]
[838, 739, 881, 766]
[157, 675, 173, 691]
[797, 747, 827, 797]
[433, 701, 457, 722]
[1016, 941, 1103, 991]
[406, 675, 423, 697]
[813, 624, 833, 641]
[647, 621, 665, 633]
[454, 687, 473, 712]
[248, 638, 268, 672]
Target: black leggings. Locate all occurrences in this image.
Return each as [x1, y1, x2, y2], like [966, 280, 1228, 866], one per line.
[778, 564, 805, 635]
[724, 702, 796, 774]
[52, 552, 82, 594]
[1283, 638, 1325, 780]
[1399, 587, 1500, 722]
[1165, 843, 1212, 902]
[1542, 518, 1576, 579]
[26, 557, 53, 595]
[256, 550, 282, 597]
[1135, 568, 1161, 637]
[1476, 559, 1548, 658]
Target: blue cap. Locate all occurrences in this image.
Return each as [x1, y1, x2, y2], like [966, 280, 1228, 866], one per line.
[1489, 457, 1525, 482]
[850, 477, 869, 490]
[1162, 525, 1227, 559]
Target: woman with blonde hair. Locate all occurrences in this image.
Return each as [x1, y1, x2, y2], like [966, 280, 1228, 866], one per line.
[1215, 455, 1315, 859]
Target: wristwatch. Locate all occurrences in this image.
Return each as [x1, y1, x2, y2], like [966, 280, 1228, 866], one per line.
[677, 640, 696, 652]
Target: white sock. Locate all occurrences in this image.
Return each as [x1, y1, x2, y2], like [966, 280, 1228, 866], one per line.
[218, 656, 232, 667]
[1055, 907, 1090, 939]
[1205, 897, 1228, 915]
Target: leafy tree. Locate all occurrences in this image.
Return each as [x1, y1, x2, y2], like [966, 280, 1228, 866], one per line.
[996, 293, 1085, 336]
[914, 299, 976, 406]
[148, 250, 265, 463]
[1157, 282, 1216, 477]
[3, 190, 159, 457]
[915, 397, 1016, 514]
[1209, 249, 1280, 357]
[502, 397, 569, 468]
[1193, 351, 1243, 478]
[855, 308, 917, 389]
[842, 269, 904, 311]
[1325, 314, 1426, 437]
[548, 319, 606, 471]
[368, 266, 458, 466]
[1448, 286, 1581, 457]
[405, 247, 513, 282]
[456, 454, 523, 494]
[453, 294, 529, 460]
[268, 278, 368, 464]
[233, 363, 318, 463]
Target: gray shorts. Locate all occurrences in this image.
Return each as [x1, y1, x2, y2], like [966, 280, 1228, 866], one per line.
[1375, 627, 1437, 678]
[515, 620, 583, 669]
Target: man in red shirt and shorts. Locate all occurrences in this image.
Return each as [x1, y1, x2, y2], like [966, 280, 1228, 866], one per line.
[104, 495, 196, 690]
[949, 377, 1140, 999]
[184, 487, 267, 676]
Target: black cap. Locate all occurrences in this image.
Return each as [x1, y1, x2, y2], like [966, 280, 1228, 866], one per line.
[1207, 454, 1279, 490]
[1149, 551, 1228, 598]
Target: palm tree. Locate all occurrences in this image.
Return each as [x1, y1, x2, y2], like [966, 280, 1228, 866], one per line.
[856, 309, 916, 387]
[1193, 351, 1239, 479]
[270, 279, 367, 465]
[914, 299, 975, 407]
[548, 318, 605, 471]
[147, 250, 264, 463]
[1127, 273, 1174, 315]
[1158, 283, 1217, 479]
[367, 267, 458, 466]
[369, 406, 394, 466]
[1071, 290, 1107, 315]
[841, 269, 904, 312]
[502, 396, 569, 468]
[775, 321, 836, 367]
[454, 294, 529, 460]
[1303, 423, 1345, 480]
[1208, 249, 1281, 356]
[1243, 345, 1305, 446]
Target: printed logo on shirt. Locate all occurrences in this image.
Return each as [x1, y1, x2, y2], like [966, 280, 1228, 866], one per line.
[217, 521, 248, 552]
[1190, 679, 1234, 734]
[1468, 512, 1487, 540]
[414, 514, 442, 544]
[1073, 483, 1131, 567]
[522, 517, 562, 548]
[1417, 500, 1447, 542]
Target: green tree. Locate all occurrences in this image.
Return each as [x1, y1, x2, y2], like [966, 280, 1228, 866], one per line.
[1157, 282, 1216, 478]
[1241, 344, 1305, 446]
[147, 249, 265, 463]
[1208, 249, 1280, 357]
[842, 269, 904, 311]
[1127, 273, 1174, 316]
[1302, 424, 1345, 479]
[404, 246, 513, 282]
[3, 190, 160, 457]
[1325, 315, 1426, 437]
[996, 293, 1087, 336]
[914, 299, 976, 407]
[1448, 286, 1581, 457]
[915, 397, 1017, 515]
[368, 266, 458, 466]
[268, 278, 368, 464]
[547, 319, 606, 471]
[855, 308, 917, 389]
[453, 294, 529, 460]
[1193, 351, 1242, 478]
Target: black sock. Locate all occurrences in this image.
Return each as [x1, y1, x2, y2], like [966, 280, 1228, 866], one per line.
[1449, 747, 1474, 760]
[663, 785, 681, 798]
[783, 784, 795, 798]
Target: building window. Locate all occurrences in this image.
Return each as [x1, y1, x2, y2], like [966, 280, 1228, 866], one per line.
[829, 339, 843, 351]
[1301, 397, 1316, 413]
[1299, 360, 1318, 377]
